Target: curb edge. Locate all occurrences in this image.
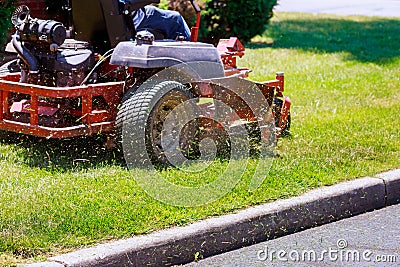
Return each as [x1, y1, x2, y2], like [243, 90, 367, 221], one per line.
[24, 170, 399, 267]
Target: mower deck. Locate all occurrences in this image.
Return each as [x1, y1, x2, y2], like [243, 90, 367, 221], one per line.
[0, 72, 289, 139]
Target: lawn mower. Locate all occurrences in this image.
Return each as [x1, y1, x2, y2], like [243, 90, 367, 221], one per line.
[0, 0, 291, 167]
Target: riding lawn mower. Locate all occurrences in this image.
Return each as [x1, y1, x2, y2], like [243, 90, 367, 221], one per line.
[0, 0, 291, 167]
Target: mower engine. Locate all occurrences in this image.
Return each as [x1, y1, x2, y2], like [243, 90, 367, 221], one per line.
[11, 5, 94, 87]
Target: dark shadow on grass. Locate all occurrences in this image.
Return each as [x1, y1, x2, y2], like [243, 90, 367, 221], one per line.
[0, 125, 283, 171]
[249, 16, 400, 64]
[0, 131, 125, 171]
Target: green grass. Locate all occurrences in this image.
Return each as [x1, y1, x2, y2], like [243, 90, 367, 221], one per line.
[1, 12, 400, 266]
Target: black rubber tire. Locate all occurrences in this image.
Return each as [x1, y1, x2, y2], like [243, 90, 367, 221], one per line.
[116, 80, 198, 168]
[121, 84, 141, 103]
[0, 59, 20, 76]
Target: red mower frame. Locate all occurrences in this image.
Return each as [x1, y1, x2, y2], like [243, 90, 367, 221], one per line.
[0, 0, 291, 149]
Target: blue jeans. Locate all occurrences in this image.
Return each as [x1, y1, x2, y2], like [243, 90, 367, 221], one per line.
[137, 6, 191, 40]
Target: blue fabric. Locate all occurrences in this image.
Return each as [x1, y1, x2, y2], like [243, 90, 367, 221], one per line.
[136, 6, 191, 40]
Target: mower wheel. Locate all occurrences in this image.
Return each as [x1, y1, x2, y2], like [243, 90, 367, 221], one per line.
[121, 84, 141, 103]
[0, 59, 20, 76]
[116, 80, 198, 167]
[273, 98, 291, 136]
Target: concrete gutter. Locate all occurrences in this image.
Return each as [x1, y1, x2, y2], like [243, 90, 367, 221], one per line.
[25, 169, 400, 267]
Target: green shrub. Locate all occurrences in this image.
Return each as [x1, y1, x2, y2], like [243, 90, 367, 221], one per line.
[0, 0, 17, 53]
[203, 0, 277, 43]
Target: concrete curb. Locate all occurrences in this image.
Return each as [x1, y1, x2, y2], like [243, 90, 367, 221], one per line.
[376, 169, 400, 205]
[25, 170, 400, 267]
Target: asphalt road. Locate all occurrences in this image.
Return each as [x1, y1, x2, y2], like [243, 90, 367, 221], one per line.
[275, 0, 400, 17]
[185, 204, 400, 267]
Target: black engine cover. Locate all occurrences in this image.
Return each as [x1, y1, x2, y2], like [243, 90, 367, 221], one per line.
[24, 39, 95, 87]
[46, 40, 94, 73]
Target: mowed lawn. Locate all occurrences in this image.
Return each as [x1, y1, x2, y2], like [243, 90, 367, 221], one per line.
[1, 12, 400, 265]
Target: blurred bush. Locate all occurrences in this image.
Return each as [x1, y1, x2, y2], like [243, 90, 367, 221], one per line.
[203, 0, 277, 43]
[0, 0, 16, 53]
[163, 0, 277, 44]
